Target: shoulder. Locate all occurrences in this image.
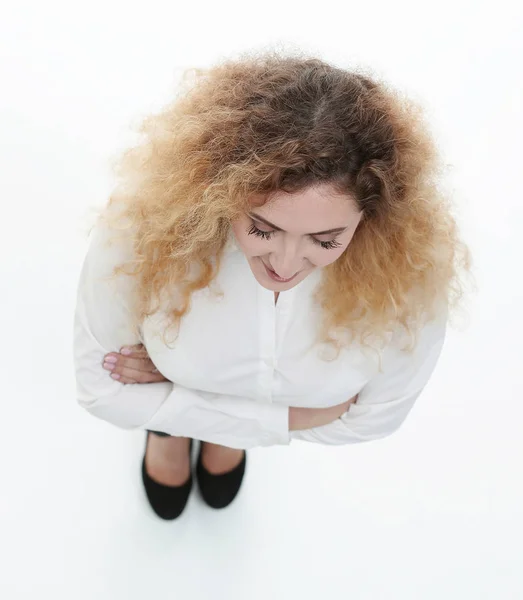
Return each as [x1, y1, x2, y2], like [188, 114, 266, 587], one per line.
[85, 208, 137, 276]
[388, 299, 449, 356]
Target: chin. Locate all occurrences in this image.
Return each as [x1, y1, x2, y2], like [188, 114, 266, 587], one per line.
[257, 278, 299, 292]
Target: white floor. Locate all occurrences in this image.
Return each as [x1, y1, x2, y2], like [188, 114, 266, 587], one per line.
[1, 2, 522, 599]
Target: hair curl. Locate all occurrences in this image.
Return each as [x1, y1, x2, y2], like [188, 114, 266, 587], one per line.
[93, 48, 472, 359]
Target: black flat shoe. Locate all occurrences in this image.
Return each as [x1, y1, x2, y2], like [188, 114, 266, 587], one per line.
[196, 442, 247, 509]
[141, 432, 193, 520]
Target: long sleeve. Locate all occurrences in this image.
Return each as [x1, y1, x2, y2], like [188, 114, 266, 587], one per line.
[73, 217, 290, 450]
[290, 305, 448, 445]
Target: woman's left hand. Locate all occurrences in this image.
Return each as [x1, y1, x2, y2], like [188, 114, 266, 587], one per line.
[102, 344, 169, 384]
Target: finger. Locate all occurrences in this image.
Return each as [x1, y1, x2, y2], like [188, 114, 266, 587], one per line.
[112, 371, 167, 384]
[110, 373, 137, 384]
[108, 369, 167, 384]
[104, 354, 154, 373]
[111, 364, 166, 384]
[120, 344, 146, 356]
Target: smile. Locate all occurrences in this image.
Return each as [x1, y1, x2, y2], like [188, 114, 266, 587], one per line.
[262, 262, 299, 283]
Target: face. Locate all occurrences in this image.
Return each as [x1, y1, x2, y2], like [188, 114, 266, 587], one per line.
[231, 184, 363, 292]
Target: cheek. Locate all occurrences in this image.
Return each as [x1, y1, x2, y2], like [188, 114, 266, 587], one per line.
[312, 248, 344, 267]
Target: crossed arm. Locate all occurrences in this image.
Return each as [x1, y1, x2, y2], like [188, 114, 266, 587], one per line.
[100, 343, 359, 431]
[74, 218, 447, 448]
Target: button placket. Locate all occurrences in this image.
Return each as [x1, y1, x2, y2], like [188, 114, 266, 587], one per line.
[257, 283, 299, 402]
[257, 285, 277, 403]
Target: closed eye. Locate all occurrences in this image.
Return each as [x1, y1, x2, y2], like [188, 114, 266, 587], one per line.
[247, 223, 342, 250]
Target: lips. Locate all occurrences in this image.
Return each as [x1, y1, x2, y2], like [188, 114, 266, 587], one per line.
[262, 261, 299, 283]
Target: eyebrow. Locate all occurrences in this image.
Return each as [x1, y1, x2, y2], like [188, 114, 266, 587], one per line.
[248, 212, 348, 236]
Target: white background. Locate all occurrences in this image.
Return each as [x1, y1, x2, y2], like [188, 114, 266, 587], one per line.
[1, 1, 522, 598]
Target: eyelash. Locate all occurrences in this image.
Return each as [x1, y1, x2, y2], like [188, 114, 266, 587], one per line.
[247, 223, 342, 250]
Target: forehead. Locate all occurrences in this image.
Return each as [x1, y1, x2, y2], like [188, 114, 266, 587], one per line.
[250, 185, 359, 230]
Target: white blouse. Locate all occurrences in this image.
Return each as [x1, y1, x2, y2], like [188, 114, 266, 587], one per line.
[73, 214, 448, 449]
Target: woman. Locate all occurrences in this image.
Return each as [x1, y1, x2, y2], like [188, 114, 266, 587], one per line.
[73, 51, 471, 520]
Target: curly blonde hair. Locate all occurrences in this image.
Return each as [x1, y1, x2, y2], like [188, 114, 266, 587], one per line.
[94, 49, 472, 359]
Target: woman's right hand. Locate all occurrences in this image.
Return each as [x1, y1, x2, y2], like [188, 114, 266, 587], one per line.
[289, 394, 359, 431]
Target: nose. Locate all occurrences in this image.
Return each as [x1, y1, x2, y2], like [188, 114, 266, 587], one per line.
[269, 242, 303, 279]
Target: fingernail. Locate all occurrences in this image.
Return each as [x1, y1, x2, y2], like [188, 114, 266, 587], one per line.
[104, 356, 117, 363]
[120, 347, 132, 355]
[103, 362, 115, 370]
[111, 373, 120, 379]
